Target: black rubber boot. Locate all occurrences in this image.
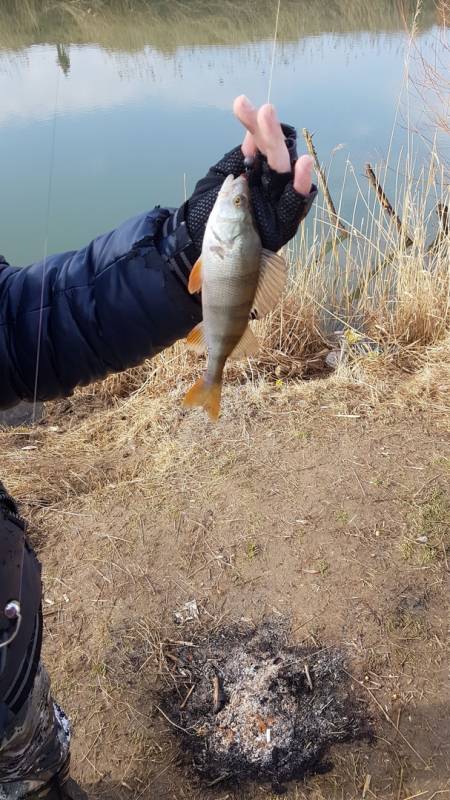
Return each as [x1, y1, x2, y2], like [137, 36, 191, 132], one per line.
[27, 778, 88, 799]
[26, 767, 88, 800]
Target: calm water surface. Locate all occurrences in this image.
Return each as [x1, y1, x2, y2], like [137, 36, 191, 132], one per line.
[0, 1, 445, 265]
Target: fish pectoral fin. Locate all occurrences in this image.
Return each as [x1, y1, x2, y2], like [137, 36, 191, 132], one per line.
[188, 257, 203, 294]
[229, 325, 259, 360]
[250, 249, 287, 320]
[186, 322, 207, 354]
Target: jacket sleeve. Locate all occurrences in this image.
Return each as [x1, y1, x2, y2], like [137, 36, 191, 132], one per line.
[0, 208, 202, 409]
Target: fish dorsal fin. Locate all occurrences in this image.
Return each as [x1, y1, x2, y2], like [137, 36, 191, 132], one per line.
[186, 321, 207, 354]
[229, 325, 259, 360]
[250, 249, 287, 320]
[188, 257, 203, 294]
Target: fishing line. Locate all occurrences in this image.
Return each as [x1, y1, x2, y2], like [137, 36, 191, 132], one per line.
[32, 67, 61, 423]
[267, 0, 281, 104]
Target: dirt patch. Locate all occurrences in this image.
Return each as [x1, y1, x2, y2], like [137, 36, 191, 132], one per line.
[161, 622, 371, 791]
[1, 366, 449, 799]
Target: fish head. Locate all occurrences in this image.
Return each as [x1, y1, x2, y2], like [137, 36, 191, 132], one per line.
[215, 174, 252, 224]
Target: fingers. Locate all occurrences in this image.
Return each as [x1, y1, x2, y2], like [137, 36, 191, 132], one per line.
[293, 155, 314, 195]
[257, 104, 290, 173]
[233, 95, 258, 158]
[233, 95, 315, 187]
[233, 95, 258, 134]
[242, 130, 258, 159]
[234, 96, 290, 173]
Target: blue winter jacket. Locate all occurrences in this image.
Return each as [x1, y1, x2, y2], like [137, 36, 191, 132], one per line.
[0, 207, 201, 409]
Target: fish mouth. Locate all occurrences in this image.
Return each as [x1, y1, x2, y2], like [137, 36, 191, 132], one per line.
[218, 174, 251, 210]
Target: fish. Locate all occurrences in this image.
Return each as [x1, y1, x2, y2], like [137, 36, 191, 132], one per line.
[183, 173, 287, 421]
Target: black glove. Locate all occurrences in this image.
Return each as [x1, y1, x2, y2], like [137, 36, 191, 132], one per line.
[157, 126, 317, 289]
[185, 124, 317, 253]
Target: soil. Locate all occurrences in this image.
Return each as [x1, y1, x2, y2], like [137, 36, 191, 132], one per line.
[4, 382, 449, 799]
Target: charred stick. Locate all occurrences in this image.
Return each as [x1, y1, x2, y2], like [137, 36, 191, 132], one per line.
[212, 674, 225, 713]
[180, 684, 195, 710]
[303, 128, 349, 237]
[365, 163, 413, 246]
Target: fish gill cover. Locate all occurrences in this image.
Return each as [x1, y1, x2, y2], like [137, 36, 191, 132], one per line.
[160, 620, 372, 791]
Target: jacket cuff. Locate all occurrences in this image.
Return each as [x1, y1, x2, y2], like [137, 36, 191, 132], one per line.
[156, 207, 200, 293]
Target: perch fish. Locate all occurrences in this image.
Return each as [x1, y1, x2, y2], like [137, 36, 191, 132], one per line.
[183, 174, 286, 420]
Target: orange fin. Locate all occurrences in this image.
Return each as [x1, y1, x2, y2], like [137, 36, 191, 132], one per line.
[250, 250, 286, 320]
[188, 257, 203, 294]
[186, 322, 207, 354]
[183, 376, 222, 421]
[229, 325, 259, 360]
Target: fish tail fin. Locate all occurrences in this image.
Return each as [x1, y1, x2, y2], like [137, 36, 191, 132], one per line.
[183, 376, 222, 421]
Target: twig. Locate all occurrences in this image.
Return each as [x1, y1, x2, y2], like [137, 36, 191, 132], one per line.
[396, 764, 404, 800]
[413, 473, 442, 499]
[352, 467, 367, 498]
[212, 674, 225, 713]
[304, 663, 313, 691]
[363, 686, 427, 765]
[365, 163, 413, 246]
[180, 684, 195, 710]
[154, 704, 192, 735]
[362, 774, 372, 799]
[428, 203, 449, 253]
[350, 163, 415, 302]
[302, 129, 349, 237]
[207, 773, 230, 788]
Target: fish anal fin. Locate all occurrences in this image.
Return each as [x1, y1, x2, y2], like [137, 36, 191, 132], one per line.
[188, 257, 203, 294]
[183, 376, 222, 421]
[186, 322, 207, 354]
[229, 325, 259, 360]
[250, 249, 287, 320]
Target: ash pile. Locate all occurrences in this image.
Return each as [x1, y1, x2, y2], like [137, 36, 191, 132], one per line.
[161, 622, 371, 790]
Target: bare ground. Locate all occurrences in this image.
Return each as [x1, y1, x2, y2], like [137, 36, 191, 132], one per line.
[2, 353, 449, 800]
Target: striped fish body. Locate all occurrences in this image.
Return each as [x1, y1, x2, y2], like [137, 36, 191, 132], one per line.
[183, 174, 286, 421]
[201, 177, 262, 385]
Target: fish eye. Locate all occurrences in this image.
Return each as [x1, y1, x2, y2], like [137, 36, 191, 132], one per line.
[233, 196, 241, 207]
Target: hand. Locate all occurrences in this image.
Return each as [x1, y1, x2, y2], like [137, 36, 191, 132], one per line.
[232, 94, 317, 251]
[174, 96, 317, 267]
[234, 95, 314, 194]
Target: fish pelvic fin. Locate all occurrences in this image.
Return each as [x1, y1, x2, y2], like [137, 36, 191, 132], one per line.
[186, 321, 207, 354]
[188, 257, 203, 294]
[183, 376, 222, 421]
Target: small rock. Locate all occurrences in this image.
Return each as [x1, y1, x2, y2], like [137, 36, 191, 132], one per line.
[174, 599, 199, 624]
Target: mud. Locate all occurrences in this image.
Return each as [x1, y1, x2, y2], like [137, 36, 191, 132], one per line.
[161, 622, 371, 791]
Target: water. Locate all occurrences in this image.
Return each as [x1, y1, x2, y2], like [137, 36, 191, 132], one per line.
[0, 0, 445, 266]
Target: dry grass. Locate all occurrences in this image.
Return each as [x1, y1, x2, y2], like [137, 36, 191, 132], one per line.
[3, 134, 448, 519]
[74, 137, 450, 409]
[410, 0, 449, 139]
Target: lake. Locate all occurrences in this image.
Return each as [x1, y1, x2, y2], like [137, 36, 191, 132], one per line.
[0, 0, 445, 266]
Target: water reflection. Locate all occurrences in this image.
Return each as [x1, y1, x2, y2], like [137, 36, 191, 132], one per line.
[56, 44, 71, 76]
[0, 0, 444, 266]
[0, 0, 440, 51]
